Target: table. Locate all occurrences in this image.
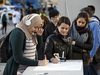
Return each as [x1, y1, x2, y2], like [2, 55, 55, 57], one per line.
[22, 60, 83, 75]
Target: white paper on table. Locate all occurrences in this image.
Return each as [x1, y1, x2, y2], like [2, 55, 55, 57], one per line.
[34, 61, 82, 71]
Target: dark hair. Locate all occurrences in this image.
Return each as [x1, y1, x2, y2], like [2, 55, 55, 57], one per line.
[88, 5, 95, 12]
[57, 16, 71, 27]
[80, 7, 92, 17]
[30, 6, 33, 8]
[49, 10, 59, 19]
[42, 8, 45, 12]
[41, 16, 50, 29]
[41, 16, 50, 39]
[74, 12, 89, 25]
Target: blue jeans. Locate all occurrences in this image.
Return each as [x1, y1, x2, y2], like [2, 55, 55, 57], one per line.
[89, 62, 98, 75]
[84, 66, 89, 75]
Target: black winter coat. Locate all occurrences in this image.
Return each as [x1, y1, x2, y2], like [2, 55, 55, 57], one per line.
[45, 22, 56, 40]
[45, 34, 72, 61]
[72, 31, 93, 66]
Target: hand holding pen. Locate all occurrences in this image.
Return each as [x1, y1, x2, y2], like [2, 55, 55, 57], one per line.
[50, 57, 60, 63]
[38, 54, 49, 66]
[50, 53, 60, 63]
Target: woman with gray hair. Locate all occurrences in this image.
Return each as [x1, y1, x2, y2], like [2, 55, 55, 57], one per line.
[3, 14, 49, 75]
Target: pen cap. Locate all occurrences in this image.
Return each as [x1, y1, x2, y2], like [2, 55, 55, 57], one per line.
[62, 51, 64, 58]
[44, 54, 46, 58]
[53, 53, 59, 57]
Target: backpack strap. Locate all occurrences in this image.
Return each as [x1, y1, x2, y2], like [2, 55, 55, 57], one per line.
[92, 15, 100, 22]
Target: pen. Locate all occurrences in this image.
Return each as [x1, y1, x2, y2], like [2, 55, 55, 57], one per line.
[62, 51, 64, 58]
[54, 53, 59, 59]
[44, 54, 46, 60]
[55, 56, 59, 59]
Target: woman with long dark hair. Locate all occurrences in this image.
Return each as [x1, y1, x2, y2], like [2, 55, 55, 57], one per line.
[70, 12, 93, 75]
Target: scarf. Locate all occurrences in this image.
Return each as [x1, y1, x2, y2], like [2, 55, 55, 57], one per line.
[54, 29, 71, 45]
[16, 14, 42, 45]
[75, 24, 90, 34]
[72, 22, 90, 43]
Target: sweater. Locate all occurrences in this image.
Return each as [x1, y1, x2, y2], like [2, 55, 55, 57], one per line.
[89, 20, 100, 58]
[3, 28, 38, 75]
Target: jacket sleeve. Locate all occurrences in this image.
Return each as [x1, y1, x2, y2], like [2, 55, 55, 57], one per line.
[75, 31, 93, 51]
[10, 30, 38, 66]
[44, 36, 54, 61]
[90, 24, 100, 58]
[72, 45, 83, 53]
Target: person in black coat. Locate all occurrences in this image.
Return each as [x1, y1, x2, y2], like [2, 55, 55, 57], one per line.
[45, 10, 60, 40]
[27, 6, 37, 14]
[70, 12, 93, 75]
[45, 17, 72, 63]
[37, 16, 50, 60]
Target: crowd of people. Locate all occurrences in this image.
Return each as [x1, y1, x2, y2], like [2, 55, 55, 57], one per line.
[1, 4, 100, 75]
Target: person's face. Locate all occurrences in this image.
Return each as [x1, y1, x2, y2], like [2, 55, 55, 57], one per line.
[77, 18, 86, 27]
[57, 23, 69, 36]
[29, 24, 42, 35]
[30, 7, 33, 10]
[51, 15, 60, 24]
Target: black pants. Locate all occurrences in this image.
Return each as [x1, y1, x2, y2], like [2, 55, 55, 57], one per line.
[2, 22, 7, 34]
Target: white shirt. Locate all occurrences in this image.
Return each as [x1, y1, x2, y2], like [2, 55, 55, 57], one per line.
[12, 11, 21, 24]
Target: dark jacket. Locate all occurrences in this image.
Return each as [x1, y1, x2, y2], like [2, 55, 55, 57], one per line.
[72, 31, 93, 66]
[45, 22, 56, 40]
[45, 33, 72, 61]
[27, 9, 37, 14]
[3, 28, 38, 75]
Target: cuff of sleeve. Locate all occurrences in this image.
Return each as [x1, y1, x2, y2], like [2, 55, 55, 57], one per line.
[34, 60, 38, 66]
[90, 55, 94, 58]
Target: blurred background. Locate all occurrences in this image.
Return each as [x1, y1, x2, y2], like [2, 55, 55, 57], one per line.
[0, 0, 100, 38]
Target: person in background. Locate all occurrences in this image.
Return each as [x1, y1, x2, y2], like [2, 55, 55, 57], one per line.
[45, 17, 72, 63]
[45, 10, 60, 40]
[3, 14, 49, 75]
[27, 6, 37, 14]
[37, 16, 50, 60]
[41, 16, 50, 42]
[40, 8, 47, 17]
[48, 4, 54, 12]
[54, 6, 57, 10]
[70, 12, 93, 75]
[87, 5, 100, 24]
[80, 7, 100, 75]
[1, 9, 9, 34]
[12, 7, 21, 27]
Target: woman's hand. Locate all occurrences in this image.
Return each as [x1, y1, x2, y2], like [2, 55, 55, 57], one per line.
[89, 58, 93, 63]
[50, 58, 60, 63]
[72, 41, 75, 45]
[38, 59, 49, 66]
[37, 28, 44, 36]
[83, 49, 87, 52]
